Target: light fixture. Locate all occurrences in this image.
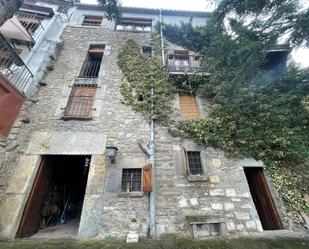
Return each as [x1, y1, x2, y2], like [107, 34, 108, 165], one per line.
[106, 146, 118, 164]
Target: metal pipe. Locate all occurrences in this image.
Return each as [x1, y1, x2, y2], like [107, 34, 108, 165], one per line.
[160, 9, 165, 65]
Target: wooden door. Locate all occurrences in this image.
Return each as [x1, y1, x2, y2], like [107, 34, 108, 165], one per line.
[16, 157, 52, 238]
[244, 167, 284, 230]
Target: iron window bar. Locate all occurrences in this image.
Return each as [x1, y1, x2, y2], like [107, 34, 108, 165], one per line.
[63, 83, 97, 120]
[187, 151, 203, 175]
[79, 53, 103, 78]
[121, 169, 142, 192]
[0, 33, 34, 94]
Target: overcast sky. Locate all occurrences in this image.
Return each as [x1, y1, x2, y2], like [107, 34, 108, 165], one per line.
[80, 0, 309, 67]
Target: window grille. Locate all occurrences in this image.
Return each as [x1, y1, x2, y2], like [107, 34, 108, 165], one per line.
[187, 151, 203, 175]
[121, 169, 142, 192]
[63, 84, 97, 120]
[82, 15, 103, 26]
[179, 94, 199, 119]
[79, 45, 104, 78]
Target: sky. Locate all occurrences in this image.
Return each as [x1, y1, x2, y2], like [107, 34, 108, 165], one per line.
[80, 0, 309, 67]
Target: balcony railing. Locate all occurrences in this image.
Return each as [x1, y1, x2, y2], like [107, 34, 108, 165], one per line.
[167, 55, 207, 74]
[0, 33, 33, 93]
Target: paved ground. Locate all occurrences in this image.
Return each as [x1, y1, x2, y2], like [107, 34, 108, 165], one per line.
[0, 236, 308, 249]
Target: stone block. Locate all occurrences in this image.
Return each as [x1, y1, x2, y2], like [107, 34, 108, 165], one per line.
[231, 198, 241, 202]
[236, 224, 245, 231]
[211, 203, 223, 210]
[224, 203, 234, 211]
[235, 212, 250, 220]
[209, 189, 225, 196]
[209, 175, 220, 184]
[212, 158, 222, 168]
[245, 221, 256, 230]
[190, 198, 199, 206]
[255, 220, 263, 231]
[178, 197, 188, 208]
[238, 192, 250, 198]
[226, 221, 235, 231]
[226, 188, 237, 197]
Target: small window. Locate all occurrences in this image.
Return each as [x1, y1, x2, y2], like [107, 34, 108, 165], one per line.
[121, 169, 142, 192]
[187, 151, 203, 175]
[63, 84, 97, 120]
[179, 94, 199, 119]
[82, 15, 103, 26]
[142, 46, 152, 56]
[79, 45, 105, 78]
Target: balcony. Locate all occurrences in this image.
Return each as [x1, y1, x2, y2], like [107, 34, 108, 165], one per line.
[167, 54, 207, 74]
[116, 18, 152, 32]
[0, 33, 33, 93]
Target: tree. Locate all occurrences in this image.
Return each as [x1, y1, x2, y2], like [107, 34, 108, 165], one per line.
[97, 0, 121, 23]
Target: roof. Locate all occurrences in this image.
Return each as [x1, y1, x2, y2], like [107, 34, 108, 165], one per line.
[76, 3, 212, 18]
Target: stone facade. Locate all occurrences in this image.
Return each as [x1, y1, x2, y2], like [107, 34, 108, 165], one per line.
[0, 4, 285, 239]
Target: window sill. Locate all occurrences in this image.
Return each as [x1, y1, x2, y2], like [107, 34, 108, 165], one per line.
[118, 192, 144, 197]
[187, 175, 208, 182]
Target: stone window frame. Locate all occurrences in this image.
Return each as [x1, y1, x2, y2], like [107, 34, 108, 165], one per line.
[182, 142, 210, 182]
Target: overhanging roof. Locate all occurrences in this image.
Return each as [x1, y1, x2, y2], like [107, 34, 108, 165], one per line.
[76, 4, 212, 18]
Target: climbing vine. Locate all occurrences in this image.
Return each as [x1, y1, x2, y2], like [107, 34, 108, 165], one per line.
[118, 38, 172, 122]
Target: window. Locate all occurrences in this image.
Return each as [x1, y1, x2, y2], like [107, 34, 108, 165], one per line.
[187, 151, 203, 175]
[18, 17, 42, 34]
[179, 94, 199, 119]
[79, 45, 104, 78]
[121, 169, 142, 192]
[116, 18, 152, 32]
[142, 46, 152, 56]
[63, 84, 97, 120]
[82, 15, 103, 26]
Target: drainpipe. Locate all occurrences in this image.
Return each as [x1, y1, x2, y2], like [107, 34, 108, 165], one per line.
[160, 9, 165, 65]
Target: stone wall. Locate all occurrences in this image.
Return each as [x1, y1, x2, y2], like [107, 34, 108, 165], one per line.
[0, 8, 285, 239]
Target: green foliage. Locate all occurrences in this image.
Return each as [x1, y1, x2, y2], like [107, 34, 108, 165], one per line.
[169, 73, 210, 94]
[97, 0, 121, 23]
[161, 2, 309, 220]
[118, 38, 172, 122]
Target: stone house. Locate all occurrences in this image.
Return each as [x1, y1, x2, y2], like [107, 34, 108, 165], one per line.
[0, 1, 287, 240]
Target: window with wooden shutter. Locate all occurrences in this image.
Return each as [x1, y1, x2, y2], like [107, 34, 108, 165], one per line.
[179, 94, 199, 119]
[121, 168, 142, 192]
[63, 84, 97, 120]
[82, 15, 103, 26]
[143, 164, 152, 192]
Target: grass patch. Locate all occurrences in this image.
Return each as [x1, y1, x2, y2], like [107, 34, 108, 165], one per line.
[0, 237, 308, 249]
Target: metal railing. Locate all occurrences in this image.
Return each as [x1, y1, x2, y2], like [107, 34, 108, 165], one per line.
[63, 82, 97, 120]
[15, 11, 44, 41]
[167, 55, 207, 73]
[0, 34, 33, 93]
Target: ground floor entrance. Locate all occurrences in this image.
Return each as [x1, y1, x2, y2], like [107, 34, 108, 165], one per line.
[244, 167, 284, 230]
[16, 155, 91, 238]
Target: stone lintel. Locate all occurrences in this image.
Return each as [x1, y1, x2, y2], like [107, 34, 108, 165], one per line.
[26, 131, 107, 155]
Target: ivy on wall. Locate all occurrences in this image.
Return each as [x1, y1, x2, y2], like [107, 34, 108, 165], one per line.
[118, 38, 172, 122]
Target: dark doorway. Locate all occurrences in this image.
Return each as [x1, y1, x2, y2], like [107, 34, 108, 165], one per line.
[244, 167, 284, 230]
[16, 155, 91, 238]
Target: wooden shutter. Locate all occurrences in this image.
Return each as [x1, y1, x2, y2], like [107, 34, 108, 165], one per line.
[182, 147, 189, 175]
[179, 94, 199, 119]
[143, 164, 152, 192]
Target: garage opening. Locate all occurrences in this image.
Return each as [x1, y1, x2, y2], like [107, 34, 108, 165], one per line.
[244, 167, 284, 230]
[16, 155, 91, 238]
